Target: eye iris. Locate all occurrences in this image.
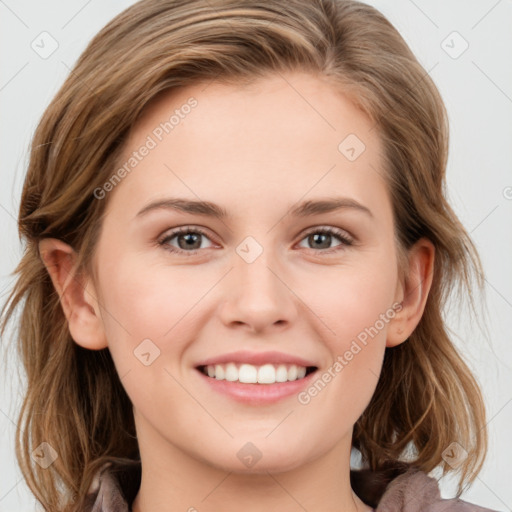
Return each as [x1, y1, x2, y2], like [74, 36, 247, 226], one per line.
[178, 232, 201, 250]
[310, 233, 331, 249]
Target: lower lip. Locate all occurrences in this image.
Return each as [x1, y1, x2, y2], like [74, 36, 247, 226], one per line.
[195, 368, 318, 404]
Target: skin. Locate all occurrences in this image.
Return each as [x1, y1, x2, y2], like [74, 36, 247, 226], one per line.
[40, 71, 434, 512]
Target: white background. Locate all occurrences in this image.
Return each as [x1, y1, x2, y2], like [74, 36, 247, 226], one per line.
[1, 1, 511, 511]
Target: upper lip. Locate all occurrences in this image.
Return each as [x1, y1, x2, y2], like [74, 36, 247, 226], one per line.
[195, 350, 318, 368]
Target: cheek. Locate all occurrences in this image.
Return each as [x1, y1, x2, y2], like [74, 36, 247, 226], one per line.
[94, 251, 227, 381]
[309, 258, 398, 348]
[93, 255, 204, 412]
[97, 253, 207, 338]
[303, 253, 398, 401]
[93, 254, 185, 372]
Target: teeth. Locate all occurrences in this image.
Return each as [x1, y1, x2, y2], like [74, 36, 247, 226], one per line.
[239, 364, 258, 383]
[225, 363, 238, 382]
[202, 363, 312, 384]
[214, 364, 225, 380]
[275, 365, 288, 382]
[257, 364, 275, 384]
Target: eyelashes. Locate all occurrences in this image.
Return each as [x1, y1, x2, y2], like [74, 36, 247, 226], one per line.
[298, 226, 354, 253]
[158, 226, 214, 255]
[157, 225, 354, 257]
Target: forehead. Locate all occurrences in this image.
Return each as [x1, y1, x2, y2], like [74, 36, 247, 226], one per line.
[130, 71, 377, 154]
[106, 71, 387, 221]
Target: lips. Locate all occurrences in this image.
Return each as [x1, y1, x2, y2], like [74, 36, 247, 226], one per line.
[195, 354, 319, 404]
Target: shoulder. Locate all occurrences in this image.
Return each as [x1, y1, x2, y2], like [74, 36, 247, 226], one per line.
[83, 461, 141, 512]
[376, 467, 502, 512]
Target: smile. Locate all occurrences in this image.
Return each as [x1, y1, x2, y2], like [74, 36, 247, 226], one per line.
[198, 363, 317, 384]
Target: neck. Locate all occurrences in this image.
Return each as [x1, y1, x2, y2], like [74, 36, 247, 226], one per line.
[131, 420, 371, 512]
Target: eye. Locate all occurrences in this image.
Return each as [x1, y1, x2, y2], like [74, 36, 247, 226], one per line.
[157, 225, 354, 256]
[158, 226, 215, 255]
[297, 226, 354, 254]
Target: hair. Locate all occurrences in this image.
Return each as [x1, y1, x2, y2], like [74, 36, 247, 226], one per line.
[1, 0, 490, 510]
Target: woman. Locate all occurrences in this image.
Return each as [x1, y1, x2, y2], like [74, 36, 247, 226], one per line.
[1, 0, 501, 511]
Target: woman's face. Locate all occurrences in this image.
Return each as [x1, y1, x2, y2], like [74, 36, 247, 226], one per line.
[89, 71, 406, 473]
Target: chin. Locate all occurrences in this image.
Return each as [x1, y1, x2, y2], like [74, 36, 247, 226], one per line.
[202, 442, 310, 475]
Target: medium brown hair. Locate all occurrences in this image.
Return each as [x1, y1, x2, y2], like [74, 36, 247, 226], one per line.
[1, 0, 489, 510]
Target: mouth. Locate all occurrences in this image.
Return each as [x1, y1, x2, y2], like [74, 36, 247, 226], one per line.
[193, 350, 320, 403]
[196, 363, 318, 384]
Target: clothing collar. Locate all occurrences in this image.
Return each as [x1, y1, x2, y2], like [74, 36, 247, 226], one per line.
[85, 461, 498, 512]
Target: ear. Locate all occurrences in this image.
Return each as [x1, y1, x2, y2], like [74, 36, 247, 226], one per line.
[387, 237, 435, 348]
[38, 238, 108, 350]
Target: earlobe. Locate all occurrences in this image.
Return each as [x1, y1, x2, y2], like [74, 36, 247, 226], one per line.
[38, 238, 108, 350]
[387, 238, 435, 348]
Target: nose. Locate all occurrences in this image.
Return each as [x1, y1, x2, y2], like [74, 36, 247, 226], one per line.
[218, 246, 298, 334]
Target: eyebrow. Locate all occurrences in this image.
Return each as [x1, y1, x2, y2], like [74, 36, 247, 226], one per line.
[136, 196, 373, 219]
